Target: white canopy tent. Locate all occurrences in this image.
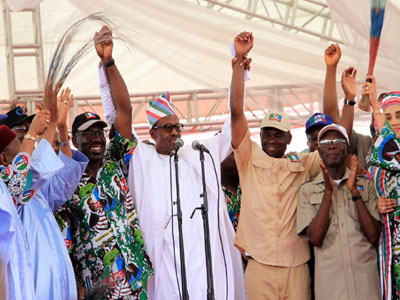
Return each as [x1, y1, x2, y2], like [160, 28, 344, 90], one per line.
[1, 0, 399, 149]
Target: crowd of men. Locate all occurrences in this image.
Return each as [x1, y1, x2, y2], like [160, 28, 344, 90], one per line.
[0, 26, 394, 300]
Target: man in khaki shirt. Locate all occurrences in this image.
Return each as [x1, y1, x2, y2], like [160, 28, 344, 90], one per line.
[230, 32, 321, 300]
[297, 124, 381, 300]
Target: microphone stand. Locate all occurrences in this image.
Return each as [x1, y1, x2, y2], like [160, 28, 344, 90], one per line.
[191, 149, 215, 300]
[174, 152, 190, 300]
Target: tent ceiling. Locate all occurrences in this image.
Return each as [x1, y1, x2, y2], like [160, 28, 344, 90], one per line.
[0, 0, 399, 135]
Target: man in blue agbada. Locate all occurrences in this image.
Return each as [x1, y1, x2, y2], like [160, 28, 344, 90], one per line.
[0, 126, 35, 300]
[0, 108, 58, 299]
[1, 89, 88, 300]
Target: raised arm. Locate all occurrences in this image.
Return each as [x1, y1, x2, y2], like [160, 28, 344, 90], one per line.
[40, 79, 60, 146]
[94, 26, 132, 140]
[323, 44, 341, 123]
[340, 66, 357, 136]
[364, 75, 385, 133]
[57, 88, 73, 158]
[19, 109, 50, 157]
[230, 32, 253, 149]
[322, 44, 355, 137]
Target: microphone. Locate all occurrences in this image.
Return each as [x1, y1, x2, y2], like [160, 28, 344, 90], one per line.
[170, 138, 184, 156]
[191, 140, 210, 153]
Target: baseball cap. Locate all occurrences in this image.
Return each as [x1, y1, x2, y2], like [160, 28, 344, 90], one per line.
[0, 106, 35, 129]
[317, 123, 349, 145]
[72, 112, 107, 135]
[305, 113, 333, 134]
[260, 111, 291, 132]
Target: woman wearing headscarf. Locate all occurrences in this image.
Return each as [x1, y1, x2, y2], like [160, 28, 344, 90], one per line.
[364, 75, 400, 300]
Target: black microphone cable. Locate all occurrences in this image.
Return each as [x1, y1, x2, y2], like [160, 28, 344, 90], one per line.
[169, 155, 182, 300]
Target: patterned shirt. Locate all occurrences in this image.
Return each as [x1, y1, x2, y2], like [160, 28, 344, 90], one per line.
[223, 185, 241, 231]
[56, 133, 153, 300]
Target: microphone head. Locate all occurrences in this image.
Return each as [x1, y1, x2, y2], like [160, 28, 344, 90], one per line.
[191, 140, 201, 151]
[175, 138, 184, 147]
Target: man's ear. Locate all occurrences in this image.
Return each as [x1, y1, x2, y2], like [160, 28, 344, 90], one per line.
[72, 136, 78, 149]
[0, 152, 8, 166]
[287, 131, 292, 145]
[149, 128, 156, 141]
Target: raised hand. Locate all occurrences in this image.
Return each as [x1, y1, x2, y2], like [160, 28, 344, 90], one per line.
[346, 155, 358, 194]
[94, 25, 113, 63]
[320, 162, 334, 193]
[377, 196, 397, 214]
[324, 44, 341, 67]
[57, 88, 73, 128]
[234, 32, 253, 59]
[43, 79, 60, 123]
[341, 66, 357, 100]
[28, 109, 51, 138]
[362, 75, 378, 111]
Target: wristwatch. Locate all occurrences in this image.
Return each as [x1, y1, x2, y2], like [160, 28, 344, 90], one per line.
[351, 194, 362, 202]
[103, 59, 115, 68]
[24, 133, 37, 142]
[344, 99, 356, 106]
[373, 108, 384, 117]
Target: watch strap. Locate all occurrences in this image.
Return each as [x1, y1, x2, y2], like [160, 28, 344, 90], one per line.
[344, 99, 356, 106]
[103, 59, 115, 68]
[352, 194, 362, 202]
[24, 133, 36, 142]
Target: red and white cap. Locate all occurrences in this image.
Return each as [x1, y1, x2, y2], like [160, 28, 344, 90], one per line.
[317, 123, 349, 145]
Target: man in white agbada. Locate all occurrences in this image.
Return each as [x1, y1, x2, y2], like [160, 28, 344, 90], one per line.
[97, 38, 245, 300]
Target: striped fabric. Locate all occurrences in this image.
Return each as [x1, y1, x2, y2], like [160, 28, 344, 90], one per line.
[380, 91, 400, 111]
[146, 92, 177, 126]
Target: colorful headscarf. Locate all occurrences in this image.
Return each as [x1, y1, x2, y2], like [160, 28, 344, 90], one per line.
[380, 91, 400, 111]
[146, 92, 177, 127]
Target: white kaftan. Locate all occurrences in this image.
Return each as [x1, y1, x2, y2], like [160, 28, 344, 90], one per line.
[98, 66, 245, 300]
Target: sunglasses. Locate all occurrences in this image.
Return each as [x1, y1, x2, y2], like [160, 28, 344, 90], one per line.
[11, 125, 28, 133]
[318, 138, 346, 148]
[153, 123, 184, 133]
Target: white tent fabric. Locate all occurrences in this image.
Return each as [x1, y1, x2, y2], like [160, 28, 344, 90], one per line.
[327, 0, 400, 90]
[2, 0, 399, 104]
[1, 0, 400, 154]
[5, 0, 43, 11]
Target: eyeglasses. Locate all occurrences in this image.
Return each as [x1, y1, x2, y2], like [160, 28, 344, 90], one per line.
[153, 123, 184, 133]
[318, 138, 347, 148]
[76, 130, 105, 139]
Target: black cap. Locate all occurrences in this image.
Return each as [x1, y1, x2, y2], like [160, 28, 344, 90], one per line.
[0, 106, 35, 129]
[72, 112, 107, 136]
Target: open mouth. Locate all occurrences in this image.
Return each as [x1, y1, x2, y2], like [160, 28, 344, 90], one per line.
[90, 144, 104, 154]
